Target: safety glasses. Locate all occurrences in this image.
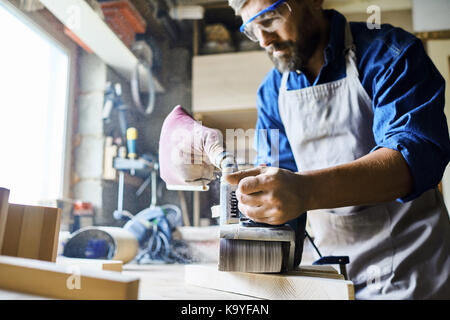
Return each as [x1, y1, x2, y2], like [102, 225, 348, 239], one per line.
[240, 0, 292, 42]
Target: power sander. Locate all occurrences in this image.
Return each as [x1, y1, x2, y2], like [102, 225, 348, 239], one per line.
[215, 152, 296, 273]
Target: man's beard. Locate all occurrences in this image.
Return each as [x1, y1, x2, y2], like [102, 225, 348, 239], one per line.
[266, 29, 321, 73]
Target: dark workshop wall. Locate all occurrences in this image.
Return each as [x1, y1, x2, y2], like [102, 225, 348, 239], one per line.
[100, 44, 195, 227]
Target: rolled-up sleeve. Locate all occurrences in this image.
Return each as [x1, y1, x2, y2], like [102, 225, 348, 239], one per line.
[371, 39, 450, 202]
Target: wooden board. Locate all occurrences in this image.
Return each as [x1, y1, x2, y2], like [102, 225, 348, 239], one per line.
[56, 257, 123, 272]
[185, 264, 355, 300]
[192, 51, 273, 112]
[1, 204, 61, 262]
[0, 255, 139, 300]
[295, 265, 343, 279]
[123, 264, 260, 300]
[0, 188, 9, 252]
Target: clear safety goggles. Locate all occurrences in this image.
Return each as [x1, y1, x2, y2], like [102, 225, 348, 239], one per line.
[240, 0, 292, 42]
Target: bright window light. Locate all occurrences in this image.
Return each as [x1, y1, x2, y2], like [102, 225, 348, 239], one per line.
[0, 3, 69, 206]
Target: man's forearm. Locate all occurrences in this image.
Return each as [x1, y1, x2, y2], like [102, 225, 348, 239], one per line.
[300, 148, 414, 210]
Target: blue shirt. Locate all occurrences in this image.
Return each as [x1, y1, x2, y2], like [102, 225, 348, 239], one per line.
[255, 9, 450, 202]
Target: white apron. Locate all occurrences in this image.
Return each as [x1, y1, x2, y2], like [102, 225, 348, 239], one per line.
[278, 23, 450, 299]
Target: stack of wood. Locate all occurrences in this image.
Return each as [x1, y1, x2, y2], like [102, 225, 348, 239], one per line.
[0, 188, 140, 300]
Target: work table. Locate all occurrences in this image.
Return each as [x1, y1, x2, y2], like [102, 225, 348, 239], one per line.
[0, 243, 330, 300]
[0, 263, 257, 300]
[122, 263, 258, 300]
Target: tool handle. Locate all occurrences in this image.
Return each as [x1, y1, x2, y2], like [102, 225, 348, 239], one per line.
[127, 127, 138, 159]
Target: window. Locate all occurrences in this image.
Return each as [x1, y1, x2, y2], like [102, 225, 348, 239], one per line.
[0, 2, 70, 206]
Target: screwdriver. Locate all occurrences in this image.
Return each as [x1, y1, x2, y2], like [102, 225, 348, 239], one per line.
[127, 127, 138, 160]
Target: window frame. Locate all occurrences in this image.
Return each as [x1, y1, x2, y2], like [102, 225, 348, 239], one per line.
[2, 0, 78, 202]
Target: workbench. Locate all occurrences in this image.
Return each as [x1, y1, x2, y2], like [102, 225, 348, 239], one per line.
[125, 264, 260, 300]
[0, 242, 339, 300]
[0, 263, 257, 300]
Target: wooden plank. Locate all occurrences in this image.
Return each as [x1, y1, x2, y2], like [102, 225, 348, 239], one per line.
[0, 188, 10, 253]
[298, 265, 339, 274]
[17, 206, 45, 259]
[1, 204, 61, 262]
[0, 287, 51, 300]
[193, 19, 199, 56]
[56, 257, 123, 272]
[1, 204, 24, 257]
[103, 136, 118, 180]
[39, 207, 62, 262]
[295, 265, 344, 279]
[123, 264, 259, 300]
[185, 264, 355, 300]
[0, 255, 139, 300]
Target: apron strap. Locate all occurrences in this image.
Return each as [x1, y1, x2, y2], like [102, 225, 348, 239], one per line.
[344, 22, 355, 52]
[280, 71, 290, 91]
[344, 22, 360, 78]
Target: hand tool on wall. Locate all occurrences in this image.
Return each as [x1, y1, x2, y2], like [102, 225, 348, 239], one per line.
[127, 127, 138, 160]
[103, 82, 129, 146]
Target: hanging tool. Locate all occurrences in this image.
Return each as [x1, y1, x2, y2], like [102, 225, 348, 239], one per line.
[103, 82, 129, 146]
[127, 127, 138, 160]
[126, 127, 138, 176]
[131, 60, 155, 116]
[216, 153, 296, 273]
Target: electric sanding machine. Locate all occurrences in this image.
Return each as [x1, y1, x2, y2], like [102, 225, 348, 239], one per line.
[216, 153, 296, 273]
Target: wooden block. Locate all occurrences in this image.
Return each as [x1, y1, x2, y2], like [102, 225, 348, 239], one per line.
[294, 265, 344, 280]
[1, 204, 61, 262]
[0, 188, 10, 252]
[17, 206, 45, 259]
[103, 136, 118, 180]
[39, 206, 62, 262]
[298, 265, 339, 274]
[1, 205, 23, 258]
[0, 255, 139, 300]
[56, 257, 123, 272]
[185, 264, 355, 300]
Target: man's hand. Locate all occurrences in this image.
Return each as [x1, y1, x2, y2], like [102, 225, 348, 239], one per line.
[159, 105, 225, 187]
[225, 166, 308, 225]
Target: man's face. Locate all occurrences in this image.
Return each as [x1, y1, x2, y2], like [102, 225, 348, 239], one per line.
[240, 0, 323, 72]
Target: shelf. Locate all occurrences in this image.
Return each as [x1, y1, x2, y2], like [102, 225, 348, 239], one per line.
[192, 50, 273, 112]
[40, 0, 164, 92]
